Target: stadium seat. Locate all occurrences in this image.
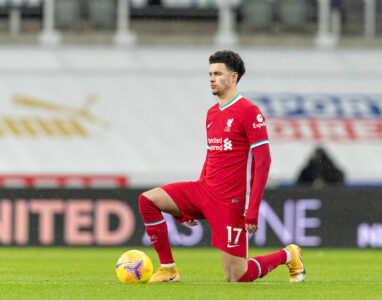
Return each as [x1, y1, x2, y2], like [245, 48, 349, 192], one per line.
[279, 0, 307, 29]
[0, 0, 41, 7]
[243, 0, 274, 29]
[204, 0, 243, 8]
[162, 0, 193, 8]
[195, 0, 210, 8]
[25, 0, 41, 6]
[342, 0, 364, 35]
[55, 0, 81, 29]
[131, 0, 147, 8]
[88, 0, 116, 29]
[377, 0, 382, 35]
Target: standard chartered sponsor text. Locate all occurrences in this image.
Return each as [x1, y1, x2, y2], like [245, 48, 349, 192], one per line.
[208, 137, 223, 144]
[208, 137, 223, 150]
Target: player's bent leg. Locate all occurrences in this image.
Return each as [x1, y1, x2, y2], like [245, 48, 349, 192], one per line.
[139, 189, 181, 283]
[142, 188, 182, 217]
[221, 251, 248, 282]
[237, 249, 289, 282]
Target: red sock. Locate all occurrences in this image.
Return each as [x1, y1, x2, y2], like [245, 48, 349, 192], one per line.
[139, 194, 174, 265]
[238, 250, 287, 282]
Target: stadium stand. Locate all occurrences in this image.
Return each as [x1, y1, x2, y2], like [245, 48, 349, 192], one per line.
[0, 0, 41, 7]
[378, 0, 382, 34]
[243, 0, 274, 29]
[131, 0, 147, 7]
[279, 0, 308, 29]
[88, 0, 116, 29]
[0, 1, 381, 47]
[0, 0, 41, 36]
[54, 0, 81, 29]
[342, 0, 364, 34]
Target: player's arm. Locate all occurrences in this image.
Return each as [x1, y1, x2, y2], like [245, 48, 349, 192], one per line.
[245, 144, 271, 233]
[242, 105, 271, 233]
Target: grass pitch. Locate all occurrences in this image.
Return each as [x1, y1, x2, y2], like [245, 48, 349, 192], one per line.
[0, 247, 381, 300]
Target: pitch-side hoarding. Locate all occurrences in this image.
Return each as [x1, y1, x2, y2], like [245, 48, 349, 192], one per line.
[0, 188, 380, 248]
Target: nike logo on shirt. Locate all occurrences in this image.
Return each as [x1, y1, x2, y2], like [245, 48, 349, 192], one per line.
[227, 244, 239, 248]
[207, 122, 213, 128]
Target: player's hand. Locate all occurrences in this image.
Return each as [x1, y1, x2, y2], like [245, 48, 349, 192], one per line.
[245, 223, 258, 234]
[185, 219, 198, 226]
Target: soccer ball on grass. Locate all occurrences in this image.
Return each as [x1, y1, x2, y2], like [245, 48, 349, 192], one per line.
[115, 250, 153, 283]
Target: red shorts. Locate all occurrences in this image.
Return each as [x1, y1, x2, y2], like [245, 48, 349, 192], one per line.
[161, 180, 248, 258]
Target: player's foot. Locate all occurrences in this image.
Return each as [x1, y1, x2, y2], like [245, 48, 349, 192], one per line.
[148, 265, 180, 283]
[284, 244, 305, 283]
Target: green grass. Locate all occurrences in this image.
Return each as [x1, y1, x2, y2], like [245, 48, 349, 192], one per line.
[0, 248, 381, 300]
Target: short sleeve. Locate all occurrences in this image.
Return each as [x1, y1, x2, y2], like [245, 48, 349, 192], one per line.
[243, 105, 269, 149]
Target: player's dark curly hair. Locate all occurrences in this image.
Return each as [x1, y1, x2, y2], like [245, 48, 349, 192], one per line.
[209, 50, 246, 83]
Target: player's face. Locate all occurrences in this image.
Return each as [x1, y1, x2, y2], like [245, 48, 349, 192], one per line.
[209, 63, 237, 96]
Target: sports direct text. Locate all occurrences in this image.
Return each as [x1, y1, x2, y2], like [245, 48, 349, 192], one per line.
[245, 93, 382, 142]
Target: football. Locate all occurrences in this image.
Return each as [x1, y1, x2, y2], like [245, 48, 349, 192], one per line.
[115, 250, 153, 283]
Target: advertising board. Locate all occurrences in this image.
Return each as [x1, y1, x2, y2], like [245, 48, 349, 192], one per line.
[1, 188, 380, 248]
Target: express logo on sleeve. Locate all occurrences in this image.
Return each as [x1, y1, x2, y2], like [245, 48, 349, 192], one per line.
[253, 114, 266, 129]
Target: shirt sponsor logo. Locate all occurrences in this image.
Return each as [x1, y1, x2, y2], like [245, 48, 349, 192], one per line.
[257, 114, 263, 123]
[207, 137, 232, 151]
[253, 122, 266, 129]
[223, 138, 232, 150]
[208, 137, 222, 144]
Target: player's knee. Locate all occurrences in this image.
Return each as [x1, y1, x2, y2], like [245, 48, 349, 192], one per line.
[138, 193, 149, 206]
[229, 267, 246, 282]
[226, 273, 239, 282]
[224, 273, 231, 282]
[223, 266, 240, 282]
[230, 273, 242, 282]
[138, 193, 156, 214]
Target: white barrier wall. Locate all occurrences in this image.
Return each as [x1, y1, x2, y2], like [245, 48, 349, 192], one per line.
[0, 47, 381, 187]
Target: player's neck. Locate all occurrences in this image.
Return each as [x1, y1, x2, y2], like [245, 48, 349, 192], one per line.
[218, 89, 238, 107]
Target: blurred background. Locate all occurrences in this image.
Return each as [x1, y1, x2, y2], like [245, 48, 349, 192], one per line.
[0, 0, 381, 249]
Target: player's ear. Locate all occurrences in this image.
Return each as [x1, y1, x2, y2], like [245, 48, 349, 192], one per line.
[232, 72, 238, 84]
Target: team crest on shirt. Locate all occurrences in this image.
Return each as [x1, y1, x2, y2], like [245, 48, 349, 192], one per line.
[224, 118, 234, 132]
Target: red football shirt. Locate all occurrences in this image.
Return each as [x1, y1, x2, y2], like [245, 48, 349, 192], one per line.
[200, 94, 270, 224]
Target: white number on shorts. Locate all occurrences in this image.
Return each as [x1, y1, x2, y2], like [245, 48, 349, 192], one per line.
[226, 226, 243, 244]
